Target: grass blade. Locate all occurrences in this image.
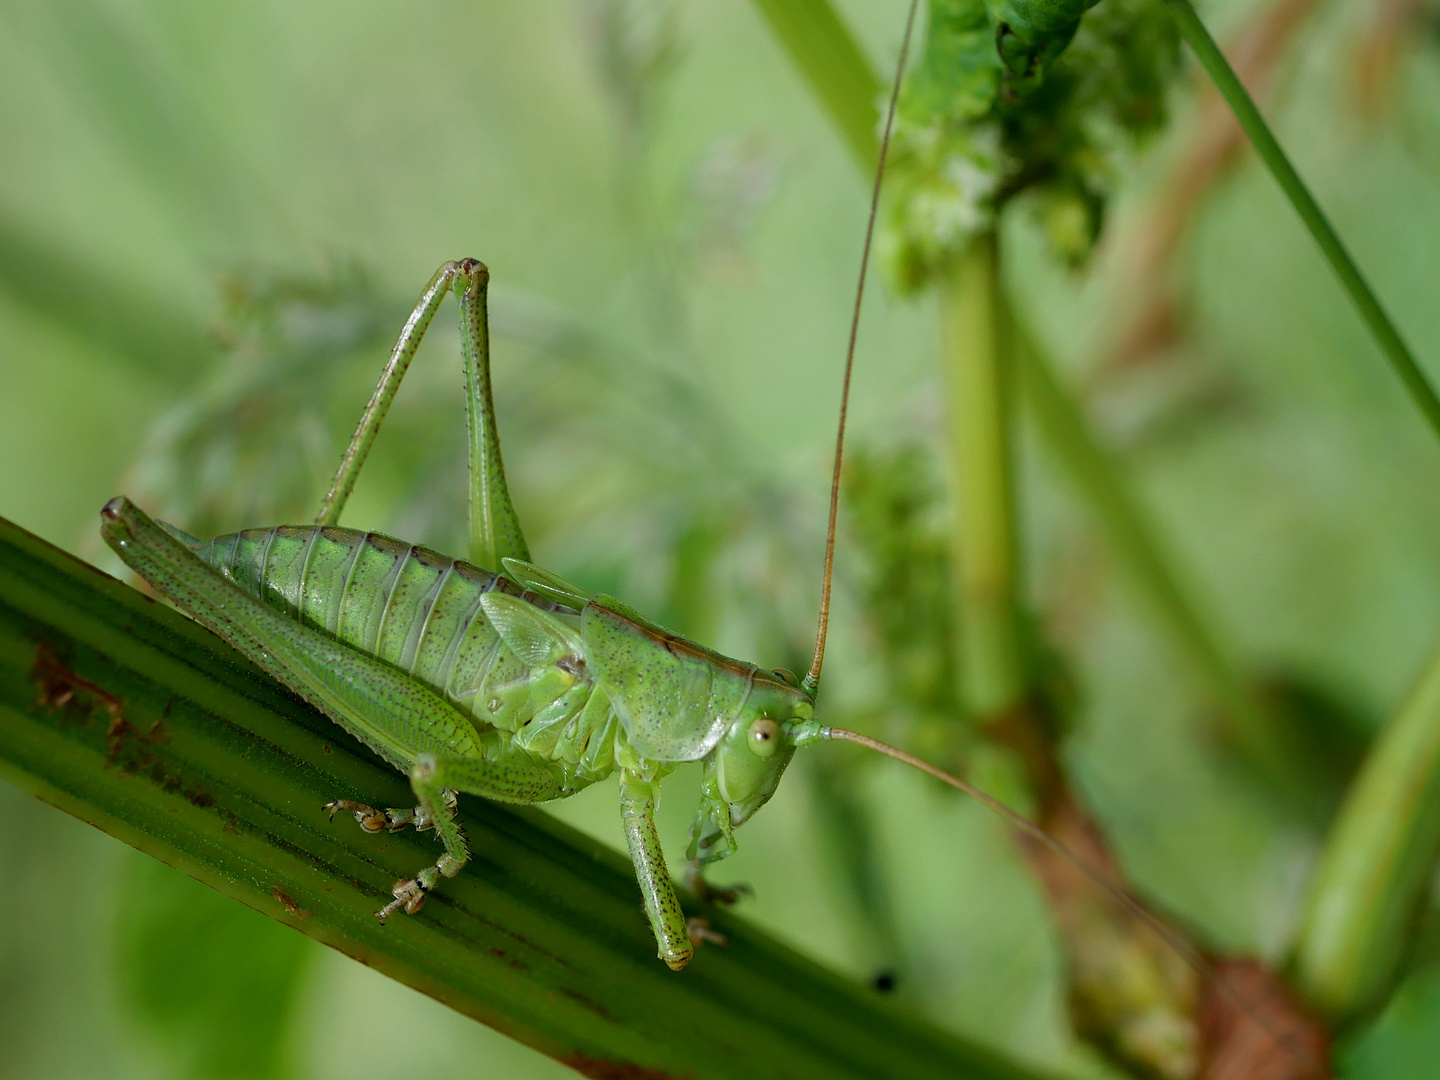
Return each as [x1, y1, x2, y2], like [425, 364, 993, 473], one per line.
[1161, 0, 1440, 444]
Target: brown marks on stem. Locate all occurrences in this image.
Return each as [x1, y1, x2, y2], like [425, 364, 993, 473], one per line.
[1199, 960, 1330, 1080]
[30, 641, 124, 727]
[104, 715, 171, 764]
[272, 887, 313, 920]
[990, 696, 1332, 1079]
[28, 641, 170, 765]
[1022, 780, 1203, 1080]
[28, 640, 221, 815]
[559, 1056, 687, 1080]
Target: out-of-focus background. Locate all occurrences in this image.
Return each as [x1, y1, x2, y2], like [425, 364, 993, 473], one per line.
[2, 0, 1440, 1077]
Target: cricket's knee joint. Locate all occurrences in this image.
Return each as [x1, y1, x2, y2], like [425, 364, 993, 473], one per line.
[663, 943, 694, 972]
[412, 755, 439, 785]
[437, 854, 465, 879]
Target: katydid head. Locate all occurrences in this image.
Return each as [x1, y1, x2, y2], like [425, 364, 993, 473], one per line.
[687, 669, 815, 864]
[577, 592, 819, 859]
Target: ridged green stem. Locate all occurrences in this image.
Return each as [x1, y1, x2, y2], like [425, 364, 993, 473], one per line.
[942, 235, 1027, 716]
[0, 514, 1048, 1080]
[1161, 0, 1440, 444]
[1294, 639, 1440, 1022]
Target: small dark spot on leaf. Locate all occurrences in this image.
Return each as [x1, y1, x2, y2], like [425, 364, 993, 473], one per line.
[272, 887, 312, 920]
[872, 969, 898, 993]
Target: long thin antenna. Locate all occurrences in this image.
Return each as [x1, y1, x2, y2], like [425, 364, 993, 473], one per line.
[822, 726, 1320, 1071]
[804, 0, 922, 695]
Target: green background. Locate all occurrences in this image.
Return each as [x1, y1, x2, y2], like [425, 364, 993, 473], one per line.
[1, 0, 1439, 1076]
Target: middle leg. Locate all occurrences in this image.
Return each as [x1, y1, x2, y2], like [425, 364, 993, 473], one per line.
[376, 750, 568, 920]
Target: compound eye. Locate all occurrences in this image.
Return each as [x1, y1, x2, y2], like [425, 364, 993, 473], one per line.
[772, 668, 798, 687]
[748, 718, 780, 757]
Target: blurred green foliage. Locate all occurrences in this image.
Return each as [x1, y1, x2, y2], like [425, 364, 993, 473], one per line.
[882, 0, 1179, 287]
[116, 860, 312, 1080]
[2, 0, 1440, 1077]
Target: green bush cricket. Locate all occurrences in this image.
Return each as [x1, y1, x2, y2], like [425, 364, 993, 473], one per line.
[94, 0, 929, 976]
[86, 4, 952, 973]
[93, 239, 1133, 971]
[100, 253, 806, 971]
[94, 14, 1291, 1060]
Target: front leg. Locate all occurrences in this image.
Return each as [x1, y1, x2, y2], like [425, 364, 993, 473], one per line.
[375, 756, 472, 920]
[619, 770, 695, 971]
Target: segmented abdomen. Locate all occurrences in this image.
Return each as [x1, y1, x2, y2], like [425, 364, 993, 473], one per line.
[194, 526, 618, 779]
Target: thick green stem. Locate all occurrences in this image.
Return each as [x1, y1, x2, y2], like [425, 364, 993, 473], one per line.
[1293, 639, 1440, 1023]
[942, 235, 1026, 716]
[1162, 0, 1440, 444]
[0, 514, 1050, 1080]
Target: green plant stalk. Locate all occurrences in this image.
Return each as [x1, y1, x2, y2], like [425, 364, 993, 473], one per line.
[0, 514, 1049, 1080]
[1161, 0, 1440, 443]
[1293, 638, 1440, 1022]
[748, 0, 881, 171]
[942, 234, 1027, 716]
